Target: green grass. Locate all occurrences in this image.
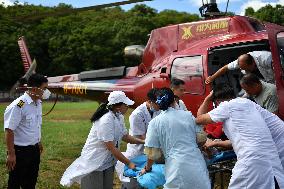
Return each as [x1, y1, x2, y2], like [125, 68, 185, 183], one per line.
[0, 101, 230, 189]
[0, 101, 130, 189]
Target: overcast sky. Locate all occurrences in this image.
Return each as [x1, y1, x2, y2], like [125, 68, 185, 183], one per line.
[1, 0, 283, 15]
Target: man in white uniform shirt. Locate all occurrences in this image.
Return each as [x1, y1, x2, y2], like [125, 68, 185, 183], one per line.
[116, 88, 160, 188]
[171, 78, 188, 111]
[206, 51, 274, 84]
[196, 85, 284, 189]
[4, 74, 50, 189]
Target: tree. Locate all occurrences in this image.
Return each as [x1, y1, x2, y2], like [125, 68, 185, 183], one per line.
[245, 4, 284, 26]
[245, 7, 254, 17]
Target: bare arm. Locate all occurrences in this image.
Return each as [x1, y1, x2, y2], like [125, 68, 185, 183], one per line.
[136, 134, 146, 140]
[204, 139, 232, 149]
[140, 158, 155, 175]
[205, 65, 229, 84]
[104, 141, 135, 168]
[122, 134, 145, 144]
[196, 91, 215, 125]
[197, 91, 213, 117]
[196, 114, 215, 125]
[5, 129, 16, 171]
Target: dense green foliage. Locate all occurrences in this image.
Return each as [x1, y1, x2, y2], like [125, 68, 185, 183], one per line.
[0, 3, 283, 90]
[245, 4, 284, 25]
[0, 3, 199, 90]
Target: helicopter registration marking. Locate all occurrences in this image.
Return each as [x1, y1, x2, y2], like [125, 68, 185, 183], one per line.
[63, 83, 87, 95]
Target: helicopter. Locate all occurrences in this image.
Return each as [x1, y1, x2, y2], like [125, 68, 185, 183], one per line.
[13, 0, 284, 120]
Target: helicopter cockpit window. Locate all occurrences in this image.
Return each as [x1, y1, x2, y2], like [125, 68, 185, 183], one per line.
[171, 56, 204, 94]
[277, 32, 284, 73]
[248, 19, 265, 32]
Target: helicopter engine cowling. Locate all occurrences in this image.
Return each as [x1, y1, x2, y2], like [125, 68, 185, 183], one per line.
[124, 45, 145, 61]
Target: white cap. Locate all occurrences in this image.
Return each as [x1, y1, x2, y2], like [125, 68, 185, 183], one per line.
[107, 91, 134, 106]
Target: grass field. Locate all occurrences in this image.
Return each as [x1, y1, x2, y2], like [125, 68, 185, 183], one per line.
[0, 101, 230, 189]
[0, 101, 131, 189]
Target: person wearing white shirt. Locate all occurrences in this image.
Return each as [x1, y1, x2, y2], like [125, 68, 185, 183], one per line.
[240, 73, 279, 114]
[196, 85, 284, 189]
[253, 102, 284, 169]
[204, 101, 284, 170]
[141, 88, 210, 189]
[170, 78, 188, 111]
[60, 91, 144, 189]
[206, 51, 274, 84]
[116, 88, 160, 187]
[4, 74, 50, 189]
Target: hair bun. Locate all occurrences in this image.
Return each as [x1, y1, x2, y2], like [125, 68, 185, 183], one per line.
[156, 94, 170, 110]
[156, 88, 175, 111]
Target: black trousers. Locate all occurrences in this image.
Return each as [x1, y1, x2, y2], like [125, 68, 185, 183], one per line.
[8, 144, 40, 189]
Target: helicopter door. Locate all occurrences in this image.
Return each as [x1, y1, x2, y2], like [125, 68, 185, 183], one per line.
[170, 55, 205, 114]
[171, 56, 205, 95]
[266, 23, 284, 119]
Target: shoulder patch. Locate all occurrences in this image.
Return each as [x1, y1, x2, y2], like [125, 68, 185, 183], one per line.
[17, 100, 25, 108]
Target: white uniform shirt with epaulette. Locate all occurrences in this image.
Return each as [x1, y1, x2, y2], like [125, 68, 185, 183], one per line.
[4, 92, 42, 146]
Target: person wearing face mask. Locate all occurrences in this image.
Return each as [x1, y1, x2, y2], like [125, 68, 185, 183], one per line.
[60, 91, 144, 189]
[141, 88, 210, 189]
[115, 88, 160, 188]
[4, 73, 49, 189]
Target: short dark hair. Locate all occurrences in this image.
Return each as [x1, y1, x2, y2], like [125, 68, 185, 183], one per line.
[156, 87, 175, 111]
[240, 73, 261, 86]
[147, 88, 160, 102]
[213, 84, 235, 101]
[240, 54, 254, 65]
[27, 74, 48, 87]
[170, 78, 185, 88]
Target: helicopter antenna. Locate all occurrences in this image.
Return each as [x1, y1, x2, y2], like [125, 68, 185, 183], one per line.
[199, 0, 223, 18]
[225, 0, 230, 16]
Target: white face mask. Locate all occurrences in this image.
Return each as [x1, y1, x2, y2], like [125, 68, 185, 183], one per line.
[42, 89, 51, 99]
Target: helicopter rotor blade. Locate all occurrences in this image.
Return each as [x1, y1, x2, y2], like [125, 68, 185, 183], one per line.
[9, 59, 37, 95]
[17, 0, 153, 22]
[23, 59, 37, 80]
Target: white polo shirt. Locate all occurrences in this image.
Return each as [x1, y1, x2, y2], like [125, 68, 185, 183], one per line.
[4, 92, 42, 146]
[227, 51, 274, 84]
[126, 102, 160, 156]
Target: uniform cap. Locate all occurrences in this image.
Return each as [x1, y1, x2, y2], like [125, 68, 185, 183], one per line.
[107, 91, 134, 106]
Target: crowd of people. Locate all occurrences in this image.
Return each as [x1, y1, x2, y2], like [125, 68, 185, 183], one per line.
[3, 50, 284, 189]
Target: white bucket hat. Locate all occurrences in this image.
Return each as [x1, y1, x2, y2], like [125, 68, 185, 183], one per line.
[107, 91, 134, 106]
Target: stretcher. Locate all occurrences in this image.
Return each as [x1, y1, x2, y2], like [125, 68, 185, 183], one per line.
[123, 151, 236, 189]
[207, 151, 237, 189]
